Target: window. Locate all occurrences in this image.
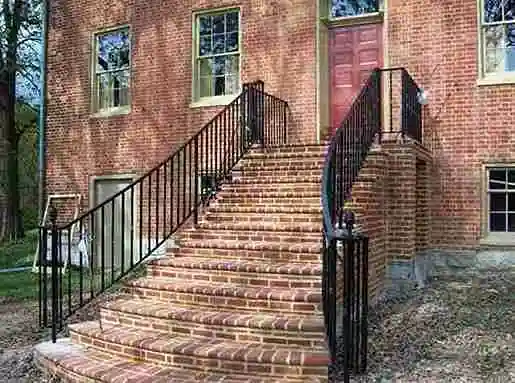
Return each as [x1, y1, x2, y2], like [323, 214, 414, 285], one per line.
[487, 168, 515, 232]
[194, 9, 240, 100]
[330, 0, 380, 18]
[480, 1, 515, 77]
[93, 27, 130, 112]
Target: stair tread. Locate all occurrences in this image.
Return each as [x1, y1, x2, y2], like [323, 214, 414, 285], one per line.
[69, 321, 328, 366]
[102, 297, 325, 332]
[150, 256, 322, 274]
[126, 277, 321, 302]
[36, 339, 295, 383]
[177, 237, 321, 253]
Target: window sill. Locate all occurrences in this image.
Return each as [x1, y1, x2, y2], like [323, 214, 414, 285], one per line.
[91, 106, 131, 118]
[477, 75, 515, 87]
[189, 95, 237, 109]
[480, 233, 515, 247]
[322, 11, 384, 28]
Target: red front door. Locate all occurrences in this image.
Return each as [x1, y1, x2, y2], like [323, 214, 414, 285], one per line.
[329, 24, 383, 135]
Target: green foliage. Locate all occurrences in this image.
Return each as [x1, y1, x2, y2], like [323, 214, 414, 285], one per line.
[0, 228, 37, 268]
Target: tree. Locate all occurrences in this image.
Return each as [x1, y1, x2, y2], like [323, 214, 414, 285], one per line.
[0, 0, 41, 240]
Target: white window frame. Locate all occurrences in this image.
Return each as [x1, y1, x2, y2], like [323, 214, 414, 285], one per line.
[484, 166, 515, 237]
[91, 25, 131, 116]
[477, 0, 515, 85]
[191, 7, 242, 107]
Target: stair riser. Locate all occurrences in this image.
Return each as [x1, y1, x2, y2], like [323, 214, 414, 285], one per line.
[124, 286, 322, 315]
[169, 247, 322, 263]
[179, 231, 322, 243]
[196, 223, 321, 233]
[70, 332, 328, 379]
[207, 205, 322, 215]
[233, 176, 322, 184]
[248, 145, 327, 155]
[99, 309, 326, 349]
[239, 160, 325, 171]
[148, 265, 322, 289]
[216, 196, 321, 205]
[221, 184, 319, 193]
[203, 213, 322, 224]
[238, 169, 322, 178]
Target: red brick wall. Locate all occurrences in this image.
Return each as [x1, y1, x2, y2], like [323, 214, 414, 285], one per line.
[45, 0, 317, 213]
[387, 0, 515, 248]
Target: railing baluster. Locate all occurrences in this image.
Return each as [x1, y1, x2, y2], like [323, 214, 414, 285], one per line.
[111, 200, 115, 284]
[101, 205, 105, 292]
[67, 227, 72, 318]
[121, 191, 125, 275]
[156, 167, 160, 248]
[79, 219, 84, 307]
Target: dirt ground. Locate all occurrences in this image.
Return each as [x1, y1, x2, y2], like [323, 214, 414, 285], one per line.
[0, 266, 514, 382]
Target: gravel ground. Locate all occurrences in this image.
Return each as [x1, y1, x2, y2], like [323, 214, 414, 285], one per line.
[1, 265, 514, 382]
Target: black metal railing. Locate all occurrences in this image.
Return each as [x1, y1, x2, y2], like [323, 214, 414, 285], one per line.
[38, 80, 290, 342]
[321, 67, 424, 382]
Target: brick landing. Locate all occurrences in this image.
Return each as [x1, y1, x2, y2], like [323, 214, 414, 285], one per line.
[35, 144, 330, 382]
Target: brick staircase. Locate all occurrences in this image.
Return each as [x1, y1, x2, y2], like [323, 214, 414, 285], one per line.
[35, 144, 331, 382]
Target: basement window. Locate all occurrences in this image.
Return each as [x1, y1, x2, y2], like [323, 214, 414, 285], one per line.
[487, 168, 515, 233]
[92, 26, 131, 114]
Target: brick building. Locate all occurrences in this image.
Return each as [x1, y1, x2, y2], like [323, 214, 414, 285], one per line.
[36, 0, 515, 380]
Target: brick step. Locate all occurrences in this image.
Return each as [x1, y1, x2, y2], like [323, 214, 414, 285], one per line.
[69, 322, 328, 379]
[247, 144, 327, 155]
[196, 221, 321, 234]
[215, 195, 321, 205]
[232, 174, 321, 184]
[238, 160, 325, 173]
[179, 228, 322, 243]
[148, 257, 321, 288]
[244, 149, 326, 160]
[124, 277, 322, 314]
[36, 339, 324, 383]
[100, 297, 326, 348]
[236, 168, 323, 179]
[207, 203, 322, 215]
[168, 246, 322, 263]
[217, 189, 320, 200]
[203, 211, 321, 224]
[220, 182, 320, 194]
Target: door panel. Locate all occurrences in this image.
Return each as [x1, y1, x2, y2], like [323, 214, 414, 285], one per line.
[94, 178, 133, 273]
[329, 24, 383, 135]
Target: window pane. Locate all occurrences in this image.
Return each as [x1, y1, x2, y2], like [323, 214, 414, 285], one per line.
[213, 56, 226, 75]
[214, 76, 225, 96]
[226, 74, 239, 94]
[509, 213, 515, 231]
[95, 73, 111, 110]
[226, 31, 238, 52]
[506, 24, 515, 71]
[226, 12, 239, 32]
[199, 35, 212, 56]
[112, 70, 129, 107]
[483, 25, 505, 74]
[490, 213, 507, 231]
[331, 0, 379, 18]
[225, 55, 239, 75]
[484, 0, 503, 22]
[199, 15, 212, 35]
[490, 193, 506, 211]
[509, 193, 515, 210]
[199, 58, 212, 76]
[213, 33, 225, 54]
[504, 0, 515, 21]
[96, 28, 130, 72]
[508, 169, 515, 189]
[213, 15, 225, 34]
[489, 169, 507, 189]
[199, 76, 212, 98]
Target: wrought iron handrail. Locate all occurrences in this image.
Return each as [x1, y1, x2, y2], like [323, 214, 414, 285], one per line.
[320, 67, 423, 382]
[39, 80, 290, 342]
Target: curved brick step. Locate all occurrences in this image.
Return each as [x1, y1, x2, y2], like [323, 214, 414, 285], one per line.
[100, 297, 326, 348]
[179, 228, 322, 243]
[244, 149, 325, 160]
[35, 339, 312, 383]
[68, 322, 329, 379]
[207, 203, 322, 215]
[124, 277, 322, 314]
[148, 257, 321, 288]
[232, 175, 321, 184]
[196, 221, 321, 234]
[203, 211, 321, 224]
[169, 245, 322, 263]
[220, 182, 320, 194]
[238, 158, 325, 171]
[218, 189, 320, 200]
